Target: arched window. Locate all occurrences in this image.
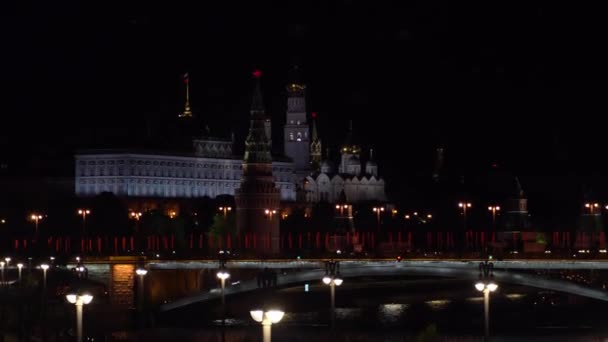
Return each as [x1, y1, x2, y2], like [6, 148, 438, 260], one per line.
[289, 132, 294, 141]
[296, 132, 302, 141]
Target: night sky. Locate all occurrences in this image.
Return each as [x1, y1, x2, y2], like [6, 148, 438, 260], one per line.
[2, 2, 608, 220]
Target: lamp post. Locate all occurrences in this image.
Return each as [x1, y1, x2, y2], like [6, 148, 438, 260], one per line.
[322, 260, 343, 330]
[487, 206, 500, 228]
[218, 206, 232, 218]
[40, 263, 49, 314]
[475, 260, 498, 342]
[250, 309, 284, 342]
[130, 211, 142, 231]
[585, 202, 600, 215]
[458, 202, 472, 230]
[73, 261, 88, 279]
[264, 209, 277, 220]
[335, 204, 348, 217]
[30, 213, 44, 234]
[0, 261, 4, 287]
[372, 207, 385, 231]
[66, 293, 94, 342]
[77, 209, 91, 235]
[16, 263, 23, 283]
[217, 263, 230, 337]
[135, 265, 148, 323]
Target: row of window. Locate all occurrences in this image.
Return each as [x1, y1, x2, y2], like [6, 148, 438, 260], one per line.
[76, 183, 296, 199]
[288, 131, 308, 141]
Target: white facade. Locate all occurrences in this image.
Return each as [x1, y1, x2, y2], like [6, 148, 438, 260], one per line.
[75, 152, 296, 201]
[304, 147, 387, 203]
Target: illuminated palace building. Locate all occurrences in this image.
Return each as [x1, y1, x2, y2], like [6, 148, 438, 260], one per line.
[74, 69, 387, 205]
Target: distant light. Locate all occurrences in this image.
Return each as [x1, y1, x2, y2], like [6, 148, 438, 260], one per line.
[305, 283, 309, 292]
[312, 112, 317, 118]
[252, 70, 262, 78]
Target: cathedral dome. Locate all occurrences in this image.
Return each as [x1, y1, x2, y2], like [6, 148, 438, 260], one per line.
[366, 159, 377, 168]
[320, 160, 333, 174]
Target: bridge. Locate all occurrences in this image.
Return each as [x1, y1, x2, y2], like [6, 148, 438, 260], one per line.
[156, 259, 608, 312]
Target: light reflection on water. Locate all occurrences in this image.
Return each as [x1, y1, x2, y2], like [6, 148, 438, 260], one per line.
[425, 299, 451, 309]
[335, 308, 364, 320]
[378, 304, 409, 325]
[281, 311, 319, 323]
[506, 293, 526, 300]
[211, 318, 247, 326]
[465, 296, 484, 303]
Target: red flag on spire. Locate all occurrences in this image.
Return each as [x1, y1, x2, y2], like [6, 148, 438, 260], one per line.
[182, 73, 189, 84]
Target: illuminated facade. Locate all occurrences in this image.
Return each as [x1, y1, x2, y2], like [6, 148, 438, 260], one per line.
[303, 126, 387, 203]
[74, 68, 387, 205]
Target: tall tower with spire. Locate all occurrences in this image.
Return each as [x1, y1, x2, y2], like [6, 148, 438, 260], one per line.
[235, 70, 281, 254]
[310, 112, 322, 170]
[339, 121, 361, 175]
[179, 73, 193, 118]
[283, 65, 310, 175]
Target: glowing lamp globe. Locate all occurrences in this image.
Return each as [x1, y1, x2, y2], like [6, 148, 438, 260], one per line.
[266, 310, 285, 324]
[250, 310, 264, 323]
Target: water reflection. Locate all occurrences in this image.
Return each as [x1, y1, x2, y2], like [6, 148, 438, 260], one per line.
[378, 303, 409, 325]
[425, 299, 451, 309]
[465, 296, 484, 303]
[506, 293, 526, 300]
[335, 308, 363, 320]
[211, 318, 247, 326]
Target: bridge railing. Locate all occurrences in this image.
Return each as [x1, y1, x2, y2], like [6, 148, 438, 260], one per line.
[3, 230, 606, 259]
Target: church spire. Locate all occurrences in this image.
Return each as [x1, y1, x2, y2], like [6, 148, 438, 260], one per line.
[310, 112, 322, 169]
[179, 73, 193, 118]
[244, 70, 272, 164]
[311, 112, 319, 140]
[251, 70, 265, 115]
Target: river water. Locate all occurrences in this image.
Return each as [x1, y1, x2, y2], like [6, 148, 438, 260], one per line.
[155, 277, 608, 341]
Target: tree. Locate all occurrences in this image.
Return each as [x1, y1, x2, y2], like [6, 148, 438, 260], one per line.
[208, 213, 236, 238]
[88, 192, 130, 235]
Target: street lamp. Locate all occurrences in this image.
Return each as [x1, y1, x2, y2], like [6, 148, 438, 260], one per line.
[264, 209, 277, 219]
[391, 209, 398, 218]
[4, 257, 10, 268]
[30, 213, 44, 234]
[218, 206, 232, 218]
[41, 263, 49, 289]
[458, 202, 472, 230]
[216, 267, 230, 306]
[475, 260, 498, 342]
[335, 204, 349, 217]
[372, 207, 385, 231]
[130, 211, 142, 231]
[585, 202, 600, 215]
[322, 260, 343, 330]
[250, 309, 284, 342]
[17, 263, 23, 283]
[135, 265, 148, 321]
[487, 206, 500, 228]
[0, 261, 4, 287]
[77, 209, 91, 235]
[73, 261, 88, 279]
[66, 293, 94, 342]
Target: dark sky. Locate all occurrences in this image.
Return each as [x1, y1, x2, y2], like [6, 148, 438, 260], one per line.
[2, 1, 608, 218]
